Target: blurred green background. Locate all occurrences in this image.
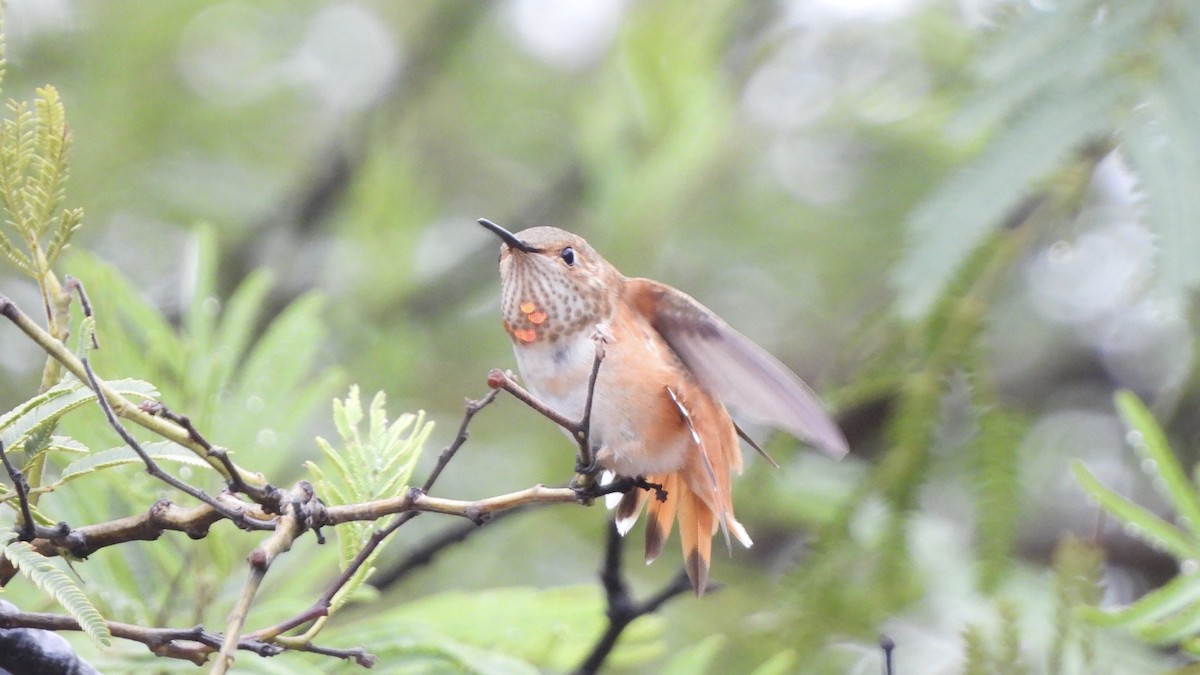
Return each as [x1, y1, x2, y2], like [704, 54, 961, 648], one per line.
[2, 0, 1200, 672]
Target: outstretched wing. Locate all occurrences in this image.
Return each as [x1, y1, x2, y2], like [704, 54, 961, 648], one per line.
[624, 278, 849, 459]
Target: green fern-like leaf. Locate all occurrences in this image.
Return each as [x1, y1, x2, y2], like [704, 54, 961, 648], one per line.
[961, 602, 1030, 675]
[1075, 390, 1200, 652]
[972, 405, 1025, 592]
[0, 98, 32, 237]
[1114, 391, 1200, 539]
[314, 387, 431, 506]
[306, 386, 434, 615]
[0, 375, 158, 453]
[962, 622, 991, 675]
[1073, 461, 1200, 561]
[996, 601, 1030, 675]
[1121, 10, 1200, 296]
[44, 205, 81, 266]
[0, 227, 29, 271]
[30, 85, 69, 235]
[56, 440, 211, 484]
[1049, 535, 1104, 673]
[3, 538, 111, 646]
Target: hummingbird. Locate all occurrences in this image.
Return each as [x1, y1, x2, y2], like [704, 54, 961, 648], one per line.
[480, 218, 848, 595]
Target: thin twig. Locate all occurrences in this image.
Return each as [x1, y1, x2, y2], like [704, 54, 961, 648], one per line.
[140, 401, 277, 507]
[0, 294, 262, 488]
[574, 336, 606, 473]
[81, 357, 274, 531]
[487, 369, 578, 430]
[574, 520, 695, 675]
[0, 441, 35, 541]
[422, 389, 500, 491]
[880, 634, 896, 675]
[293, 642, 376, 667]
[487, 338, 612, 503]
[0, 608, 283, 666]
[251, 390, 513, 642]
[371, 507, 522, 590]
[0, 498, 258, 585]
[0, 442, 72, 543]
[61, 275, 98, 349]
[212, 484, 314, 674]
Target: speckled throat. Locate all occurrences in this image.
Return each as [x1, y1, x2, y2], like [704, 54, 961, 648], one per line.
[500, 252, 619, 345]
[492, 224, 623, 346]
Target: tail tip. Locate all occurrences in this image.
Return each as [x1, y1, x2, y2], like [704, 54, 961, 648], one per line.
[685, 550, 709, 596]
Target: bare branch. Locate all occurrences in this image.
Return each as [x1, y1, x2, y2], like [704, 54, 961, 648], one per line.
[291, 641, 376, 668]
[139, 401, 279, 509]
[0, 294, 263, 488]
[0, 498, 265, 586]
[81, 357, 275, 531]
[575, 336, 606, 475]
[61, 274, 97, 349]
[324, 484, 575, 526]
[487, 338, 612, 504]
[372, 507, 523, 590]
[574, 520, 695, 675]
[487, 369, 579, 431]
[0, 441, 38, 541]
[422, 389, 500, 491]
[0, 608, 283, 666]
[213, 483, 315, 674]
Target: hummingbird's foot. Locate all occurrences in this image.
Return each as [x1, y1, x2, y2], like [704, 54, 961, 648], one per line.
[632, 476, 668, 502]
[570, 475, 667, 502]
[574, 453, 601, 478]
[571, 475, 633, 501]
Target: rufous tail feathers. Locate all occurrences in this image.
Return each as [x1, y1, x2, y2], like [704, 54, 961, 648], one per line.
[612, 470, 752, 596]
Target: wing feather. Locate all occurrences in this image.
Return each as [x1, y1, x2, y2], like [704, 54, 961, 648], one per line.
[625, 278, 849, 459]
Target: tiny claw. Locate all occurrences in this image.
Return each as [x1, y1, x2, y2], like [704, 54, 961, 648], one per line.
[569, 474, 597, 506]
[572, 475, 646, 501]
[632, 476, 668, 502]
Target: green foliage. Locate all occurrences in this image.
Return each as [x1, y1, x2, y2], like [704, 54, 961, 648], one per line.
[660, 634, 726, 675]
[3, 537, 110, 646]
[66, 228, 343, 479]
[960, 601, 1030, 675]
[0, 84, 83, 279]
[306, 386, 433, 613]
[0, 375, 158, 516]
[962, 539, 1105, 675]
[968, 347, 1027, 592]
[345, 585, 663, 672]
[0, 376, 157, 458]
[55, 440, 211, 487]
[1049, 536, 1103, 674]
[1074, 391, 1200, 654]
[895, 0, 1200, 315]
[2, 0, 1199, 671]
[747, 649, 799, 675]
[1, 226, 340, 661]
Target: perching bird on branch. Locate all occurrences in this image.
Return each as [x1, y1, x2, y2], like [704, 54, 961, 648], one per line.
[481, 219, 847, 595]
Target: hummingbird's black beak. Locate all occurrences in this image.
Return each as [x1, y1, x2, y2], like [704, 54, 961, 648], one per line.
[478, 218, 541, 253]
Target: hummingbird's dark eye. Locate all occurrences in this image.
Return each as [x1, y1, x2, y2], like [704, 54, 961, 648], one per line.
[560, 247, 576, 266]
